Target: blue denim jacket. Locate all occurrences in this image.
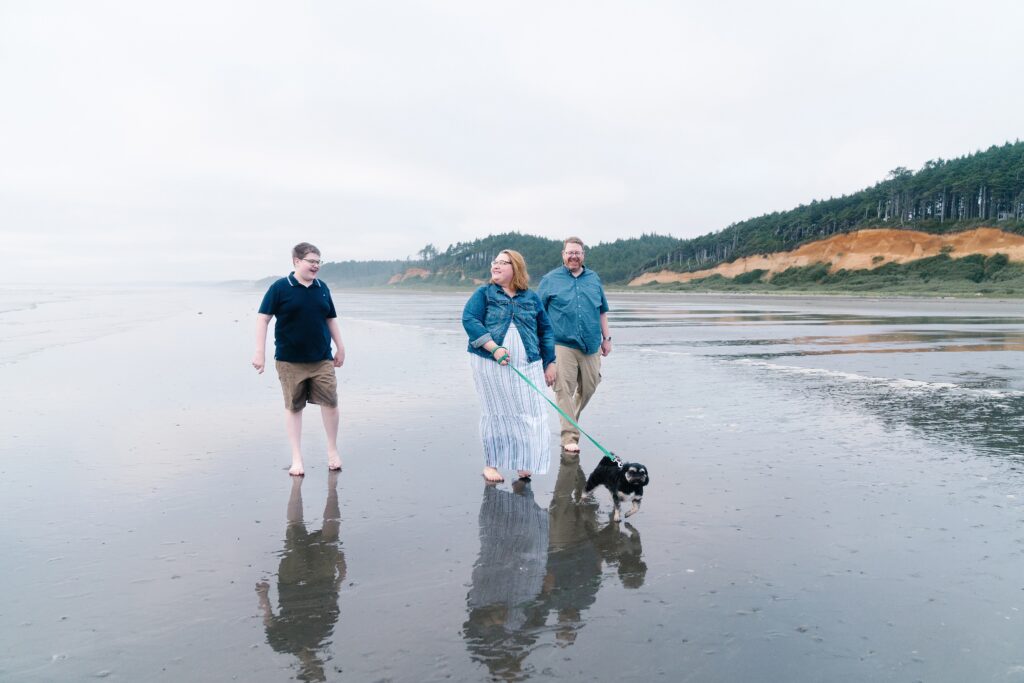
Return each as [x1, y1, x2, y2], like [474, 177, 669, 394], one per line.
[462, 284, 556, 367]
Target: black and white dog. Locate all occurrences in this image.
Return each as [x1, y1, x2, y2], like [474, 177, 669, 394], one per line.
[584, 457, 650, 522]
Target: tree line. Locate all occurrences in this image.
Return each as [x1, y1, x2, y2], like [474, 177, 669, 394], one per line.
[643, 140, 1024, 275]
[316, 139, 1024, 286]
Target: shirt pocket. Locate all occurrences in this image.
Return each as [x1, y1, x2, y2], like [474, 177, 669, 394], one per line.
[484, 297, 508, 327]
[582, 284, 604, 309]
[514, 297, 536, 321]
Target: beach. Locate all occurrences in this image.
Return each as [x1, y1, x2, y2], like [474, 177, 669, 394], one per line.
[1, 286, 1023, 681]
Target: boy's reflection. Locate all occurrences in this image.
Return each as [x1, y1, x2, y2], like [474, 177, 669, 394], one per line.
[463, 455, 647, 678]
[256, 471, 346, 683]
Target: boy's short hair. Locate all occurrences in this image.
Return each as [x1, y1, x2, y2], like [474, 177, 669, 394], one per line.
[292, 242, 321, 260]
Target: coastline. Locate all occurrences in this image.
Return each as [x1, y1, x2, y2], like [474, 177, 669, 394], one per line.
[314, 279, 1024, 303]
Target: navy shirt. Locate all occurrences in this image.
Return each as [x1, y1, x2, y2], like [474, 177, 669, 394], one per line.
[537, 266, 609, 355]
[258, 273, 338, 363]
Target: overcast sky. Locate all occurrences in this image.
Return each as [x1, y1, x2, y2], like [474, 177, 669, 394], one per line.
[2, 1, 1022, 283]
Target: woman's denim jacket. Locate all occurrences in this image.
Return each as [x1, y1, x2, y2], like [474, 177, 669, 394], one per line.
[462, 284, 556, 368]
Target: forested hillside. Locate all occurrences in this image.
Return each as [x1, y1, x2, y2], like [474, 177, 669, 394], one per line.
[319, 232, 682, 286]
[313, 140, 1024, 287]
[643, 140, 1024, 275]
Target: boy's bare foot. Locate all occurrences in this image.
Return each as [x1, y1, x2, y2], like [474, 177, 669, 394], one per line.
[289, 462, 305, 476]
[328, 453, 342, 471]
[482, 467, 504, 483]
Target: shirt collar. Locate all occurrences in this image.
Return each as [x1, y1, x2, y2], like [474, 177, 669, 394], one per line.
[287, 272, 321, 288]
[489, 283, 521, 298]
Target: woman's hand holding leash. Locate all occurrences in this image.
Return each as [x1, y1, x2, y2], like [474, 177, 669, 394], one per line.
[491, 346, 510, 366]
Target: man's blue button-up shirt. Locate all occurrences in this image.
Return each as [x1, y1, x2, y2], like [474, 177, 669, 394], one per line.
[537, 266, 609, 355]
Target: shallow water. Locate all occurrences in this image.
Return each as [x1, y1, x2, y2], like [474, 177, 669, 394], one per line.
[1, 288, 1022, 682]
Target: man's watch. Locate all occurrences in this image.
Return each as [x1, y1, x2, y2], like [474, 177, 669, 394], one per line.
[603, 336, 612, 341]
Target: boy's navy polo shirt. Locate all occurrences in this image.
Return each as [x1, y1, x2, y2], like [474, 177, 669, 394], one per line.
[258, 273, 338, 363]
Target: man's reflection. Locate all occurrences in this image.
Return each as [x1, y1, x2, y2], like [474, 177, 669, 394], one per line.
[540, 451, 600, 646]
[256, 471, 346, 683]
[538, 452, 647, 645]
[463, 455, 648, 678]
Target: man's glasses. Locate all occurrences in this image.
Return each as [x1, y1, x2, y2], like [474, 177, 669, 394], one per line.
[491, 260, 512, 267]
[563, 251, 583, 257]
[300, 258, 322, 266]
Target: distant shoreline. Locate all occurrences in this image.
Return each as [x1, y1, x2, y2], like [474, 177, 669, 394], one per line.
[301, 281, 1024, 304]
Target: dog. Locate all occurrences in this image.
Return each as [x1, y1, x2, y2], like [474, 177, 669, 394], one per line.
[584, 456, 649, 522]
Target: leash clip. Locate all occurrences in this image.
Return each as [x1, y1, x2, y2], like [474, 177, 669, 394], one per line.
[610, 452, 624, 469]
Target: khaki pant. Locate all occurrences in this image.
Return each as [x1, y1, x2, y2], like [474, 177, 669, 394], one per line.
[275, 360, 338, 412]
[553, 345, 601, 447]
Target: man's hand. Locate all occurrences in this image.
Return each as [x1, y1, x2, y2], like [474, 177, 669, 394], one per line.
[544, 364, 557, 387]
[252, 351, 265, 374]
[600, 339, 612, 357]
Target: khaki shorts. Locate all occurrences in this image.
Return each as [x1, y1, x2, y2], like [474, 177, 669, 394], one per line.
[275, 360, 338, 412]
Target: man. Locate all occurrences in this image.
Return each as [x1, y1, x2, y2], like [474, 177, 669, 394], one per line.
[537, 237, 612, 453]
[253, 242, 346, 475]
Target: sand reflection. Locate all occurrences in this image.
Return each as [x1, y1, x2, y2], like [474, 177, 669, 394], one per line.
[463, 454, 647, 680]
[256, 472, 346, 682]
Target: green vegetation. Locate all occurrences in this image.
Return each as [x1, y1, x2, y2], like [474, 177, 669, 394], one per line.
[645, 140, 1024, 275]
[311, 140, 1024, 296]
[647, 254, 1024, 297]
[320, 231, 681, 288]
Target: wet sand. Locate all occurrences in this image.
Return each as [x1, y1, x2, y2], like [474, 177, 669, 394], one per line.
[1, 286, 1023, 681]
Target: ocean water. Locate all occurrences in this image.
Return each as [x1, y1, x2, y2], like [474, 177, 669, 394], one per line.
[1, 287, 1022, 682]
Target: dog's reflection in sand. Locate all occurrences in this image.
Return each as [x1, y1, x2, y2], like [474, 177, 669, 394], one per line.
[256, 472, 346, 683]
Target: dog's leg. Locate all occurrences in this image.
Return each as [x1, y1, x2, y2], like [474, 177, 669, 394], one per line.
[625, 497, 642, 518]
[611, 494, 622, 522]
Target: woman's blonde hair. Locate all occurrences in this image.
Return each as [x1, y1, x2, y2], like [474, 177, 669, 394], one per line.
[492, 249, 530, 292]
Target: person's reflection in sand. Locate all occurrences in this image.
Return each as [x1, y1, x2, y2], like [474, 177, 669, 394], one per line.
[539, 452, 647, 646]
[462, 459, 648, 677]
[463, 480, 549, 681]
[256, 471, 346, 683]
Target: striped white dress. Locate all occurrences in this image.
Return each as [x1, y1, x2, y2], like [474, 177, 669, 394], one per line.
[470, 324, 552, 475]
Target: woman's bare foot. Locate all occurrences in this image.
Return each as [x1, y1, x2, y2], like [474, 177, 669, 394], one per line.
[482, 467, 504, 483]
[562, 443, 580, 453]
[517, 470, 532, 480]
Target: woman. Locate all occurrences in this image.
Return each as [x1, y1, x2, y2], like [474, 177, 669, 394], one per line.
[462, 250, 557, 483]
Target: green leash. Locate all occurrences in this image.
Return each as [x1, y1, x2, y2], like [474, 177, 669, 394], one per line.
[496, 350, 621, 466]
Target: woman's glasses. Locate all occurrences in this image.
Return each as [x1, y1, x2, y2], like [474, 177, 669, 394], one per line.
[491, 260, 512, 267]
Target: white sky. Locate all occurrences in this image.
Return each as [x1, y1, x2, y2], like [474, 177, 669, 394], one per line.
[2, 0, 1022, 283]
